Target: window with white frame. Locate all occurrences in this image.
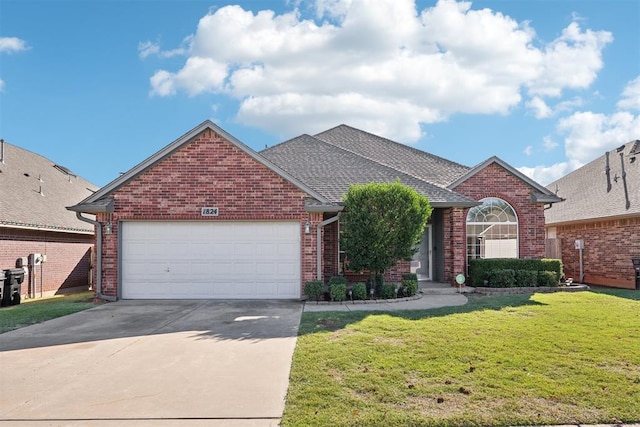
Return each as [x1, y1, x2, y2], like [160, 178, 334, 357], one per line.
[466, 197, 518, 263]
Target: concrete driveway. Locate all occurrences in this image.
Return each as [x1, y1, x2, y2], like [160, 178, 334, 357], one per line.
[0, 300, 303, 426]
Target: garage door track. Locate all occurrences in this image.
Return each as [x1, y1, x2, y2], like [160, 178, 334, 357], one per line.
[0, 300, 303, 426]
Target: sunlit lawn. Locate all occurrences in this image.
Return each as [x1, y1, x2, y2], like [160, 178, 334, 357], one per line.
[0, 291, 95, 334]
[283, 290, 640, 426]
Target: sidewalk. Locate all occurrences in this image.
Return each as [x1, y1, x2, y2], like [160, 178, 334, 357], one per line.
[303, 281, 471, 312]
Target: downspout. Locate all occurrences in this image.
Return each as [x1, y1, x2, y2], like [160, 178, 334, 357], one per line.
[316, 214, 341, 281]
[75, 212, 116, 302]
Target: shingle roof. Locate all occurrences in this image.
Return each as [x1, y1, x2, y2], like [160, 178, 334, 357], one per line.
[0, 141, 98, 233]
[313, 125, 470, 187]
[545, 140, 640, 225]
[261, 130, 479, 207]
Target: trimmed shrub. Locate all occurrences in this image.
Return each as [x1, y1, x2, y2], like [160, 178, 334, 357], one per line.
[329, 282, 347, 301]
[469, 258, 564, 286]
[352, 282, 367, 300]
[487, 269, 516, 288]
[515, 269, 538, 287]
[538, 270, 559, 287]
[381, 283, 397, 299]
[402, 273, 418, 296]
[304, 280, 324, 301]
[328, 276, 347, 286]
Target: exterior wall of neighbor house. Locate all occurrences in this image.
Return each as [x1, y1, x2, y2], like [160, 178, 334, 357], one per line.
[96, 128, 317, 298]
[0, 227, 93, 297]
[450, 163, 548, 282]
[551, 217, 640, 289]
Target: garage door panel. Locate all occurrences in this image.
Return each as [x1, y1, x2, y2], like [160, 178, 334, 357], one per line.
[122, 221, 301, 299]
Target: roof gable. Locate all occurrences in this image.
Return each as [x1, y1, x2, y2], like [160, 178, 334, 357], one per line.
[70, 121, 329, 213]
[449, 156, 562, 204]
[0, 140, 97, 233]
[545, 140, 640, 224]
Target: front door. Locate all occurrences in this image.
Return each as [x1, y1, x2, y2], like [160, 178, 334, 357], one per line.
[411, 225, 432, 281]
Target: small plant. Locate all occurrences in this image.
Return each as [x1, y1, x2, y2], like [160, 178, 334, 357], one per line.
[515, 269, 538, 287]
[329, 281, 347, 302]
[538, 270, 559, 287]
[304, 280, 324, 302]
[352, 282, 367, 300]
[402, 273, 418, 296]
[381, 283, 397, 299]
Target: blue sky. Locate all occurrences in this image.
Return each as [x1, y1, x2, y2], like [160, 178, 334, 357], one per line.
[1, 0, 638, 188]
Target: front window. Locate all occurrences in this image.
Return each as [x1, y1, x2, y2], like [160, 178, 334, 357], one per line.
[466, 198, 518, 264]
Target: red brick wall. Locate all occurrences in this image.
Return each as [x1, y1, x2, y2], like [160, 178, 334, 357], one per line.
[442, 207, 467, 285]
[554, 217, 640, 289]
[451, 163, 548, 282]
[98, 128, 316, 298]
[0, 227, 93, 297]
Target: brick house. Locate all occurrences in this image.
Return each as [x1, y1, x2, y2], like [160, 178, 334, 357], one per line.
[69, 121, 561, 300]
[0, 140, 97, 298]
[545, 140, 640, 289]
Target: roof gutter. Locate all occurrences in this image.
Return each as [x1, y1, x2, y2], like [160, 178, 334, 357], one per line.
[74, 212, 116, 302]
[316, 214, 341, 281]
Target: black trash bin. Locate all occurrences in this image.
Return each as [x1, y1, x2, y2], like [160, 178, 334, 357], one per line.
[2, 268, 24, 307]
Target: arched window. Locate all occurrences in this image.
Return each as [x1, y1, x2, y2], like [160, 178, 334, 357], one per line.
[466, 197, 518, 263]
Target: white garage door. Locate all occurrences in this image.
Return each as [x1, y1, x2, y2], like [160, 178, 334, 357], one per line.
[121, 221, 301, 299]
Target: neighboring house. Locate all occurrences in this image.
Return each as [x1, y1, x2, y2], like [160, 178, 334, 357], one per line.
[0, 139, 98, 298]
[545, 140, 640, 289]
[68, 121, 561, 300]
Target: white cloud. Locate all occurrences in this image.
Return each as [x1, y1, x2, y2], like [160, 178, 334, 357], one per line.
[526, 96, 552, 118]
[148, 0, 613, 142]
[138, 38, 189, 59]
[526, 22, 612, 97]
[557, 110, 640, 164]
[0, 37, 28, 53]
[0, 36, 28, 91]
[543, 136, 558, 151]
[617, 76, 640, 111]
[138, 41, 160, 59]
[524, 145, 533, 155]
[518, 160, 582, 186]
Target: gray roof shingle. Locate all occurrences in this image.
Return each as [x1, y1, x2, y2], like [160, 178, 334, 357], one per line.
[314, 125, 470, 187]
[0, 141, 98, 233]
[261, 131, 478, 207]
[545, 140, 640, 225]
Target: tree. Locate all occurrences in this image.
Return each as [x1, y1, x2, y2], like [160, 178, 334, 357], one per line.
[340, 181, 432, 281]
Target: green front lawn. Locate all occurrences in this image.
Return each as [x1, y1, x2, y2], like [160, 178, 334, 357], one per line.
[283, 290, 640, 426]
[0, 291, 96, 334]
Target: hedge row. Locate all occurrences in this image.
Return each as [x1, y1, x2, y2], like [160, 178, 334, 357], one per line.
[304, 274, 420, 302]
[469, 258, 563, 288]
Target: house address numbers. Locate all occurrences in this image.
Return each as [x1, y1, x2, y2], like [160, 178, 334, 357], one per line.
[201, 207, 219, 216]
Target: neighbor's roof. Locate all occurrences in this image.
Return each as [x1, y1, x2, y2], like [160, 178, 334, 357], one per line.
[545, 140, 640, 225]
[0, 141, 98, 233]
[262, 125, 560, 207]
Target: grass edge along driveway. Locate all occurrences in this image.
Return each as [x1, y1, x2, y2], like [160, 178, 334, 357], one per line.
[0, 291, 96, 334]
[283, 290, 640, 427]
